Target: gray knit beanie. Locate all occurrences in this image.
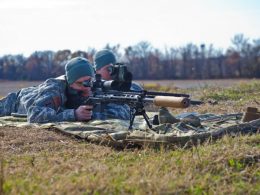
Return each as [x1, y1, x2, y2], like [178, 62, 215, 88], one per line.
[65, 57, 94, 85]
[93, 49, 116, 70]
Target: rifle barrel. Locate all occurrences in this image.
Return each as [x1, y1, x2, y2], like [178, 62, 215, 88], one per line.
[145, 91, 190, 98]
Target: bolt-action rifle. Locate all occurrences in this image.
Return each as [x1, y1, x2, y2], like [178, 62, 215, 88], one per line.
[76, 63, 203, 130]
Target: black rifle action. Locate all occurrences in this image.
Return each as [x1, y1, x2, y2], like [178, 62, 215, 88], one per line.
[80, 64, 203, 130]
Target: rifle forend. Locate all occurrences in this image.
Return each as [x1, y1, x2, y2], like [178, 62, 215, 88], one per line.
[81, 68, 201, 130]
[84, 91, 191, 130]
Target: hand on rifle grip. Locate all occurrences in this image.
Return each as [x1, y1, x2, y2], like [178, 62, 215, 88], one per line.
[75, 105, 93, 121]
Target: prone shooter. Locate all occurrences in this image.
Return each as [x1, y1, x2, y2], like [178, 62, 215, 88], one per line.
[75, 63, 202, 129]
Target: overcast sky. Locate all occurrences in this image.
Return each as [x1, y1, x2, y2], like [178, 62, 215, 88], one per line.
[0, 0, 259, 56]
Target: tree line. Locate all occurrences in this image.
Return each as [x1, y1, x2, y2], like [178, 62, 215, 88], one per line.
[0, 34, 259, 80]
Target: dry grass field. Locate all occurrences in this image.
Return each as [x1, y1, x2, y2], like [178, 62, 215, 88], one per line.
[137, 78, 256, 89]
[0, 79, 260, 194]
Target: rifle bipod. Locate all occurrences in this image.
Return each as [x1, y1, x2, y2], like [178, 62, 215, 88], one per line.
[129, 107, 152, 130]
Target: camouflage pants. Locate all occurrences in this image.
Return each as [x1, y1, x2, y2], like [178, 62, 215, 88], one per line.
[0, 92, 18, 116]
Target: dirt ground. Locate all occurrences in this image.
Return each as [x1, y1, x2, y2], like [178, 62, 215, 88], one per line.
[0, 80, 42, 97]
[0, 79, 258, 97]
[0, 126, 82, 155]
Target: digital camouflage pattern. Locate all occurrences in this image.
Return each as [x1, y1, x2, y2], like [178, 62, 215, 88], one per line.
[101, 103, 130, 120]
[0, 76, 130, 123]
[0, 78, 75, 123]
[0, 92, 18, 116]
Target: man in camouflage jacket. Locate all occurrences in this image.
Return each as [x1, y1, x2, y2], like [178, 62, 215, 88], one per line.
[93, 49, 183, 125]
[93, 49, 143, 91]
[0, 57, 130, 123]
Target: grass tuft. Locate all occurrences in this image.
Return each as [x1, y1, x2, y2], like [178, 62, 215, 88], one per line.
[200, 80, 260, 102]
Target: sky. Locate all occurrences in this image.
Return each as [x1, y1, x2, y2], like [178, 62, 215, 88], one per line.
[0, 0, 259, 56]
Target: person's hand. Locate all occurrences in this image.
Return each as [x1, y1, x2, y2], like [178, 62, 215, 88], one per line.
[75, 105, 93, 121]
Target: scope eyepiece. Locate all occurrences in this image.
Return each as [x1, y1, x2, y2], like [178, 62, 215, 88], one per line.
[82, 80, 93, 88]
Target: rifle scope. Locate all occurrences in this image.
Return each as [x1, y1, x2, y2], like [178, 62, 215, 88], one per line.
[83, 73, 132, 91]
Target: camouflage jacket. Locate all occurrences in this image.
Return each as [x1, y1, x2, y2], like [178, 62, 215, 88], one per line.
[0, 76, 130, 123]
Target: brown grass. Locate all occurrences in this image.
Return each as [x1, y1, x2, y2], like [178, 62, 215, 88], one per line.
[1, 126, 259, 194]
[0, 80, 260, 194]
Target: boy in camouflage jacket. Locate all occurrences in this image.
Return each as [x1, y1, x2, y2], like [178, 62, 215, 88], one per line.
[0, 57, 130, 123]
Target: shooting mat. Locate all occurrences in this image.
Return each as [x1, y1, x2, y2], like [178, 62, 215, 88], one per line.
[0, 112, 259, 147]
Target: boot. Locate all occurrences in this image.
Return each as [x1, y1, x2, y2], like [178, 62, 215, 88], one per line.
[242, 107, 260, 122]
[158, 107, 180, 124]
